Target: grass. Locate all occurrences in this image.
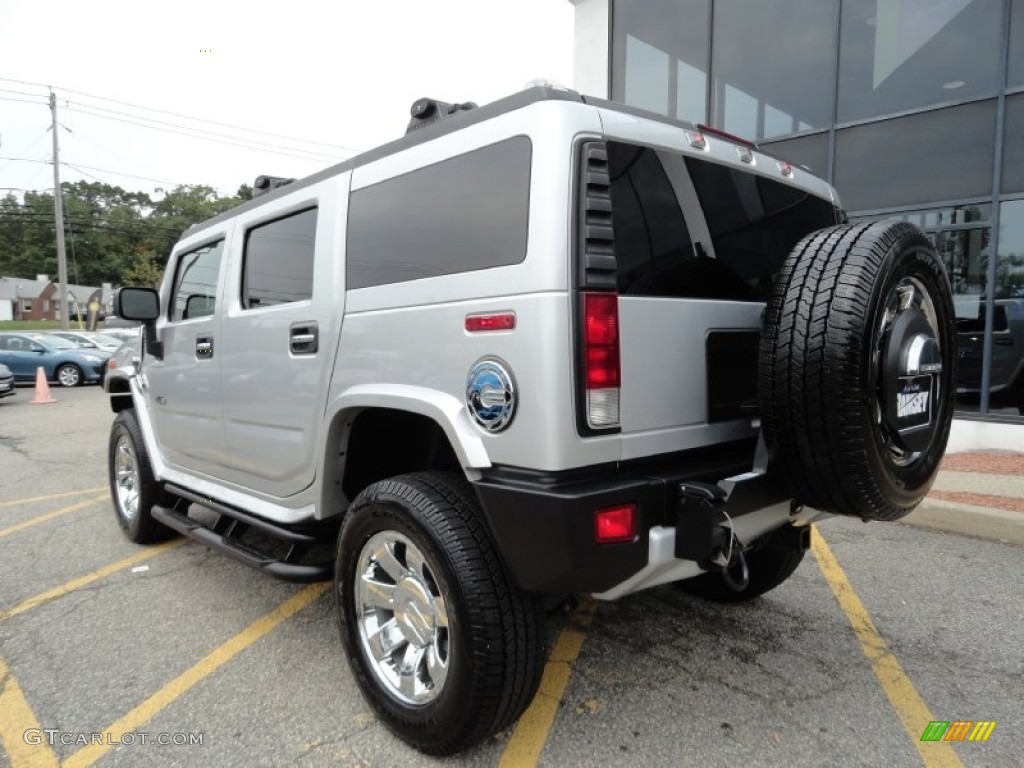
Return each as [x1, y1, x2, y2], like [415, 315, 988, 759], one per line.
[0, 320, 88, 331]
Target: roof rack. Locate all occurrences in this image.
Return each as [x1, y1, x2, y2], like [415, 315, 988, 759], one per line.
[253, 175, 296, 198]
[406, 97, 477, 135]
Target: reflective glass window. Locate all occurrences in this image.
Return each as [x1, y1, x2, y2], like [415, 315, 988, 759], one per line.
[834, 101, 996, 212]
[242, 208, 317, 308]
[1003, 94, 1024, 194]
[838, 0, 1003, 123]
[986, 200, 1024, 415]
[170, 240, 223, 321]
[612, 0, 710, 123]
[1011, 0, 1024, 87]
[761, 132, 829, 179]
[711, 0, 836, 140]
[347, 138, 531, 290]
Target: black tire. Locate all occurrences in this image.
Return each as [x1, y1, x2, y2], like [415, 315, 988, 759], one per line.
[108, 409, 175, 543]
[761, 220, 956, 521]
[335, 472, 544, 756]
[55, 363, 82, 387]
[675, 547, 806, 603]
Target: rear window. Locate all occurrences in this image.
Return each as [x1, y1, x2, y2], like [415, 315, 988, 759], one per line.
[605, 141, 837, 300]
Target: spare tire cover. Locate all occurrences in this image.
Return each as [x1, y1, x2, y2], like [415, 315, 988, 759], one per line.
[759, 220, 956, 521]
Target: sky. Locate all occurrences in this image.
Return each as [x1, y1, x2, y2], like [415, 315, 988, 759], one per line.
[0, 0, 576, 199]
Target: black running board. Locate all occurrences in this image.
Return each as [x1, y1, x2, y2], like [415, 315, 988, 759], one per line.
[152, 487, 332, 583]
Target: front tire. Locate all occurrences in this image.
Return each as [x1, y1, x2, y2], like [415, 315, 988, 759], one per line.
[55, 363, 82, 387]
[335, 472, 544, 755]
[108, 409, 174, 543]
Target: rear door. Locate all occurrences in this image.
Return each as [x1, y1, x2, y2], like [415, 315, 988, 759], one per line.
[215, 178, 343, 497]
[600, 140, 840, 459]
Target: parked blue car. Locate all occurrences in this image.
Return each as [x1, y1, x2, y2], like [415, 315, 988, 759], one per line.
[0, 332, 110, 387]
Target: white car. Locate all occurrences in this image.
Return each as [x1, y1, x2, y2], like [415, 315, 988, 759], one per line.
[51, 331, 124, 353]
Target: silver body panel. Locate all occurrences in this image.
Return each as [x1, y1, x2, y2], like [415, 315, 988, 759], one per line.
[113, 93, 840, 596]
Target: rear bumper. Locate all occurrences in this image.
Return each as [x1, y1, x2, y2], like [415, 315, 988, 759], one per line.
[472, 440, 803, 596]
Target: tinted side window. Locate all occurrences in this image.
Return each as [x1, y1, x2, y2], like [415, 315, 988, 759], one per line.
[347, 137, 532, 289]
[242, 208, 317, 309]
[170, 240, 224, 321]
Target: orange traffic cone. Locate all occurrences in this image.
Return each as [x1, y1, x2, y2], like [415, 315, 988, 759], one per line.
[29, 366, 57, 405]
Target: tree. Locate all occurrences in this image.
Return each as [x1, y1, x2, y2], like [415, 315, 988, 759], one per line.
[120, 252, 164, 289]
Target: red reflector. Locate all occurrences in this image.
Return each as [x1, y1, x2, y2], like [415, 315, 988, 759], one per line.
[595, 504, 636, 544]
[465, 313, 516, 332]
[583, 292, 620, 391]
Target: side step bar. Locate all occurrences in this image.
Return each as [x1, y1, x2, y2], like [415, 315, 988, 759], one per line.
[152, 484, 332, 583]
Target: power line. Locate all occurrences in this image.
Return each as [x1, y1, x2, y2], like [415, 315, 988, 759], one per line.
[65, 104, 345, 164]
[64, 100, 344, 161]
[0, 76, 363, 154]
[0, 95, 49, 107]
[61, 161, 185, 188]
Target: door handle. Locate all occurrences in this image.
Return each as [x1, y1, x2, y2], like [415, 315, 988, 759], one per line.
[994, 338, 1014, 346]
[290, 323, 318, 354]
[196, 336, 214, 359]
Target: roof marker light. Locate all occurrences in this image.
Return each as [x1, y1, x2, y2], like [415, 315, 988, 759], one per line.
[778, 161, 794, 177]
[685, 130, 708, 150]
[737, 146, 754, 164]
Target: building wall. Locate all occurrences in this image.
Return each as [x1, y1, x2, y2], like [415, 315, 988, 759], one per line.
[574, 0, 1024, 420]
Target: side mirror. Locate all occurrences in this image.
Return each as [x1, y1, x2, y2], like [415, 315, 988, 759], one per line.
[116, 287, 160, 322]
[115, 287, 163, 360]
[30, 345, 45, 353]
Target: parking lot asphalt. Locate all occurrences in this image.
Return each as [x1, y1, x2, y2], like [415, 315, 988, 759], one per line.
[0, 385, 1021, 768]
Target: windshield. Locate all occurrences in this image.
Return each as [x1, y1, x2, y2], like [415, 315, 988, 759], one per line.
[30, 334, 77, 350]
[90, 333, 123, 345]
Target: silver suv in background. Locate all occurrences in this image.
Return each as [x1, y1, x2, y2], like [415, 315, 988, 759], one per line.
[105, 87, 957, 754]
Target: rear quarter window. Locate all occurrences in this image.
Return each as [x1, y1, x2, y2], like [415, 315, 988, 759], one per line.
[346, 136, 532, 289]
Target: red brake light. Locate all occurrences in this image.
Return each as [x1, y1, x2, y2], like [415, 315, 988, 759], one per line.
[582, 292, 621, 427]
[697, 123, 758, 148]
[595, 504, 636, 544]
[465, 312, 516, 332]
[583, 293, 620, 389]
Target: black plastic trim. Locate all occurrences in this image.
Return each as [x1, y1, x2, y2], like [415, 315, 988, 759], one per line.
[472, 439, 783, 594]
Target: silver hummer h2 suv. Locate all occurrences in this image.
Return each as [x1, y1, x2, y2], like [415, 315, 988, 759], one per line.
[106, 87, 956, 755]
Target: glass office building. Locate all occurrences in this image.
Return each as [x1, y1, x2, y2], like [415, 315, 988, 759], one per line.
[573, 0, 1024, 419]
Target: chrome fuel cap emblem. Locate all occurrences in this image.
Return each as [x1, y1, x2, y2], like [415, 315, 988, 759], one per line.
[466, 359, 516, 432]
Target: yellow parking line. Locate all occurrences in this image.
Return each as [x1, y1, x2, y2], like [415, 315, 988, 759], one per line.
[62, 582, 330, 768]
[0, 540, 185, 622]
[498, 599, 597, 768]
[811, 529, 965, 768]
[0, 496, 107, 541]
[0, 656, 60, 768]
[0, 487, 106, 510]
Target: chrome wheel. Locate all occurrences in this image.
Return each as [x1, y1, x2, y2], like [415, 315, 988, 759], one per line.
[57, 364, 81, 387]
[355, 531, 450, 705]
[873, 275, 943, 466]
[114, 433, 140, 521]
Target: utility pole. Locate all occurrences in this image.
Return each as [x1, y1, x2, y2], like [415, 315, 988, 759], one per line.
[49, 89, 69, 330]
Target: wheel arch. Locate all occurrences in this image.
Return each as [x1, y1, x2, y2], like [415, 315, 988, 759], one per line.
[319, 385, 491, 521]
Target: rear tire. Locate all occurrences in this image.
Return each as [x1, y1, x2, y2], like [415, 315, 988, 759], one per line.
[109, 409, 175, 543]
[760, 220, 956, 520]
[675, 547, 806, 603]
[335, 472, 544, 755]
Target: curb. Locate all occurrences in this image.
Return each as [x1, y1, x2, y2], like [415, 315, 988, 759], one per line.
[899, 498, 1024, 547]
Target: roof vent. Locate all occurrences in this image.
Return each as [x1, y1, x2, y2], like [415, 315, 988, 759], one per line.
[406, 98, 477, 135]
[253, 175, 296, 197]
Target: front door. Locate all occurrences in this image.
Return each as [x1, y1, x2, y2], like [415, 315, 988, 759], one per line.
[144, 236, 229, 473]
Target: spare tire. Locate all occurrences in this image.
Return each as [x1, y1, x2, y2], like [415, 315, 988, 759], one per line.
[760, 220, 955, 521]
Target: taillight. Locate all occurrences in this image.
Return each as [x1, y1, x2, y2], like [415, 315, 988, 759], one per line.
[594, 503, 636, 544]
[583, 292, 620, 428]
